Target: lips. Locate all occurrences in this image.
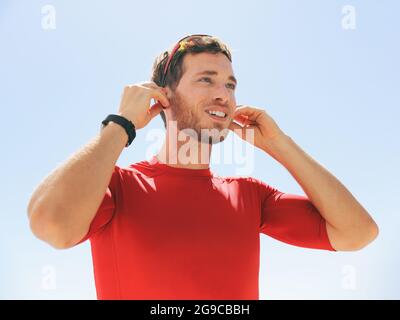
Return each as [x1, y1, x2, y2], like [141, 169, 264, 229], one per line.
[205, 106, 230, 114]
[205, 111, 228, 122]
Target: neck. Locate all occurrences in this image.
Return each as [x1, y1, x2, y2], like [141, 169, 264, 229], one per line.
[156, 129, 212, 170]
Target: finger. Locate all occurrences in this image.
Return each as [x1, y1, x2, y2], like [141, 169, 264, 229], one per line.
[140, 81, 163, 89]
[234, 105, 255, 114]
[150, 89, 170, 108]
[148, 101, 164, 119]
[229, 121, 244, 131]
[234, 114, 256, 126]
[150, 98, 167, 109]
[234, 114, 249, 121]
[138, 82, 170, 107]
[158, 100, 168, 110]
[233, 106, 260, 120]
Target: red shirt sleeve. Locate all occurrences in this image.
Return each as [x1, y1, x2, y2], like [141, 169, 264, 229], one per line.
[74, 165, 121, 245]
[253, 178, 336, 251]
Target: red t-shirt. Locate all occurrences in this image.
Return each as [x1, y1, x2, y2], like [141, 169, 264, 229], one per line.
[76, 156, 335, 300]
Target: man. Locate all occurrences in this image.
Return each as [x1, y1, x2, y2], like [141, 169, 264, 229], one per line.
[27, 34, 379, 300]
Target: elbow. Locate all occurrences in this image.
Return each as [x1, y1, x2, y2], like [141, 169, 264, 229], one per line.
[347, 221, 379, 251]
[329, 219, 379, 252]
[362, 220, 379, 248]
[28, 204, 76, 250]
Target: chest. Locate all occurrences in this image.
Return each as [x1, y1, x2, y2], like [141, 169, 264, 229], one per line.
[115, 176, 261, 251]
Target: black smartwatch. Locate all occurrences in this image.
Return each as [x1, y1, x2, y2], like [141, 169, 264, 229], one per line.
[101, 114, 136, 147]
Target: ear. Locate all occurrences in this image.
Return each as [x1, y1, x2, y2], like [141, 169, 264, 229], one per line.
[161, 86, 171, 98]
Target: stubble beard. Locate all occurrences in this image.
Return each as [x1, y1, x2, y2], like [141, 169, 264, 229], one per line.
[168, 90, 230, 145]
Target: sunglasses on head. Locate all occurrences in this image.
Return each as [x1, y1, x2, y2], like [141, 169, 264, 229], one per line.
[161, 34, 212, 87]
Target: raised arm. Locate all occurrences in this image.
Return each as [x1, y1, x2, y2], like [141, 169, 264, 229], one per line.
[27, 82, 170, 249]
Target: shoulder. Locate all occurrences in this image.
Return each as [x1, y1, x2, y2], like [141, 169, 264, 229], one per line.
[114, 161, 159, 178]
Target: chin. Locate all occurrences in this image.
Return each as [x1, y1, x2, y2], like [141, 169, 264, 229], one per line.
[199, 127, 230, 145]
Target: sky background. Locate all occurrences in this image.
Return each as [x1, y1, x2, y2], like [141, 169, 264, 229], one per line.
[1, 0, 399, 299]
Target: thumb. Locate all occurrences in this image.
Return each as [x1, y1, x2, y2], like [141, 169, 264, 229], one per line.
[148, 101, 164, 119]
[229, 121, 246, 137]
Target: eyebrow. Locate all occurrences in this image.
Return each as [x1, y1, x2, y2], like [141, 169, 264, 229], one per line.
[194, 70, 237, 85]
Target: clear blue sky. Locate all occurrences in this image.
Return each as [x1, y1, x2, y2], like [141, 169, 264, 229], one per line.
[1, 0, 399, 299]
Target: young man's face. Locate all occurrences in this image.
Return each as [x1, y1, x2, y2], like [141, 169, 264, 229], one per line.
[166, 52, 237, 144]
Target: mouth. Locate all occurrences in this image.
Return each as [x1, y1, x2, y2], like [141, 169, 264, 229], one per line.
[205, 110, 229, 122]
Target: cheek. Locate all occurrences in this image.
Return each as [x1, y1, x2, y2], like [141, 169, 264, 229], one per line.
[194, 95, 209, 110]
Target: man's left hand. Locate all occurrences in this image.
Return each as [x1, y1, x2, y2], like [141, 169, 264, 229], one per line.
[228, 105, 286, 150]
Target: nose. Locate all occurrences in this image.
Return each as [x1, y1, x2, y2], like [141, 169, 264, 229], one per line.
[212, 83, 232, 105]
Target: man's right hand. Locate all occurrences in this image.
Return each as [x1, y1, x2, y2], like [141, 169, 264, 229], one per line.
[118, 82, 170, 130]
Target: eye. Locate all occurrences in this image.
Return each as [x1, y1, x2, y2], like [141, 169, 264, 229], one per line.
[199, 77, 236, 90]
[226, 83, 236, 90]
[199, 77, 212, 83]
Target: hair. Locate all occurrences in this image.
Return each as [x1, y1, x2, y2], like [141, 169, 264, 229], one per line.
[150, 35, 233, 128]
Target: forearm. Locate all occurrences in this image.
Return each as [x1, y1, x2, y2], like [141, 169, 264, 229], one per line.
[27, 122, 127, 247]
[261, 134, 377, 234]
